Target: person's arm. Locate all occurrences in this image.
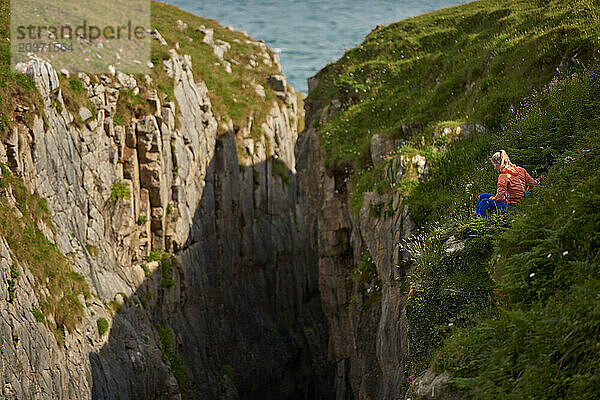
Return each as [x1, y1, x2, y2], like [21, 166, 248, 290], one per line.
[492, 174, 508, 202]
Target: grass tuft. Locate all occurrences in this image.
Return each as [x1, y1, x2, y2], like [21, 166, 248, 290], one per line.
[97, 317, 109, 336]
[110, 181, 131, 203]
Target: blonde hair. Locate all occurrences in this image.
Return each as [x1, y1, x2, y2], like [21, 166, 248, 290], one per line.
[491, 150, 512, 170]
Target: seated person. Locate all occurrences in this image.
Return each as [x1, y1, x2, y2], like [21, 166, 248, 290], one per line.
[476, 150, 536, 217]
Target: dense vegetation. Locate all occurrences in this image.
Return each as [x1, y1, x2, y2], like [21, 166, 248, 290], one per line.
[413, 68, 600, 399]
[403, 67, 600, 398]
[307, 0, 600, 217]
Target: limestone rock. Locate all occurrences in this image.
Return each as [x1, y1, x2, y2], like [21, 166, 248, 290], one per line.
[15, 55, 59, 100]
[148, 29, 168, 46]
[268, 74, 287, 92]
[456, 123, 487, 138]
[408, 369, 454, 400]
[79, 106, 93, 122]
[370, 134, 403, 165]
[444, 235, 465, 254]
[213, 40, 231, 59]
[116, 71, 137, 91]
[412, 154, 429, 180]
[253, 83, 266, 99]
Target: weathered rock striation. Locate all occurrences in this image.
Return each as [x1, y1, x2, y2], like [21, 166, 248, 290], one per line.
[298, 93, 419, 399]
[0, 25, 333, 400]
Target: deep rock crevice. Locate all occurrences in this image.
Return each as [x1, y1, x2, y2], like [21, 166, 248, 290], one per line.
[0, 41, 334, 399]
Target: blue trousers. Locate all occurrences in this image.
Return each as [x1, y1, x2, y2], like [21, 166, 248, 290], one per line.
[475, 193, 509, 217]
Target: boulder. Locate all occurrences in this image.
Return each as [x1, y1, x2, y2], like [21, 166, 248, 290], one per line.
[370, 134, 403, 165]
[444, 235, 465, 254]
[116, 72, 137, 91]
[176, 20, 188, 31]
[408, 368, 454, 400]
[412, 154, 429, 180]
[213, 40, 231, 59]
[456, 123, 487, 138]
[253, 83, 266, 99]
[268, 75, 287, 92]
[79, 107, 93, 122]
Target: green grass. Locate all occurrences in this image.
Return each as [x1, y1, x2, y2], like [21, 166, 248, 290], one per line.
[108, 299, 123, 314]
[85, 244, 99, 257]
[97, 317, 109, 336]
[271, 157, 290, 183]
[222, 364, 236, 379]
[0, 0, 46, 138]
[7, 264, 18, 302]
[141, 264, 152, 277]
[113, 89, 155, 127]
[156, 324, 186, 390]
[148, 248, 167, 262]
[308, 0, 600, 217]
[160, 257, 176, 288]
[405, 68, 600, 398]
[0, 164, 90, 332]
[405, 212, 509, 371]
[148, 249, 179, 288]
[110, 181, 131, 203]
[32, 308, 45, 323]
[348, 251, 382, 309]
[150, 1, 286, 141]
[59, 75, 97, 127]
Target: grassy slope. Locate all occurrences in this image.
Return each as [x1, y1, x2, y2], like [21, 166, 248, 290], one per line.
[151, 1, 284, 134]
[307, 0, 600, 217]
[412, 71, 600, 399]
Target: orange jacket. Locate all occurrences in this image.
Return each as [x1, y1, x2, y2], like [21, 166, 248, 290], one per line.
[492, 165, 536, 204]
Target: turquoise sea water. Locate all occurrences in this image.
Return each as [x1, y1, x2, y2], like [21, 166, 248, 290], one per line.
[164, 0, 468, 93]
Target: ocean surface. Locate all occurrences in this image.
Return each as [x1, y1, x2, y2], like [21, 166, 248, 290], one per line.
[164, 0, 469, 93]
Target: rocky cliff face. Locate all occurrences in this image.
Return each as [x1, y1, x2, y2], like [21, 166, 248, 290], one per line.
[0, 26, 333, 399]
[298, 93, 420, 399]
